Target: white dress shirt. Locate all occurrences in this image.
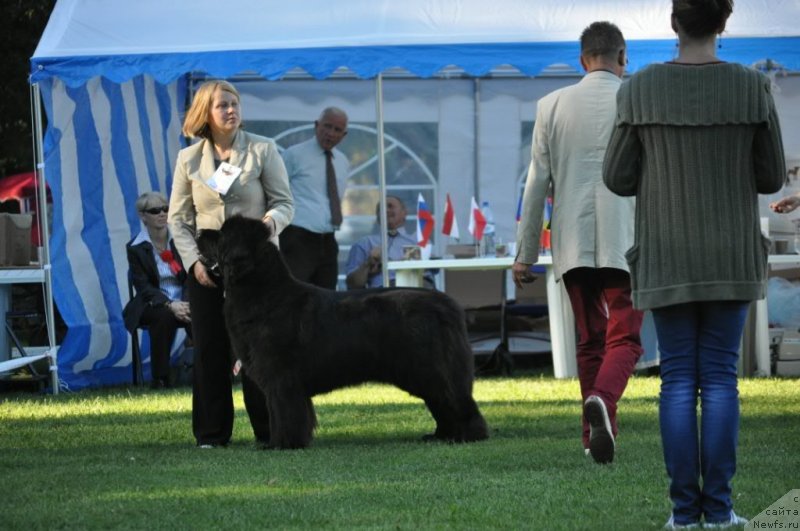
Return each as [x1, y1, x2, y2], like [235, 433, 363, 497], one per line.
[282, 137, 350, 234]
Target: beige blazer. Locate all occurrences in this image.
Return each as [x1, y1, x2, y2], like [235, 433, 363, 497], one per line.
[516, 71, 635, 281]
[168, 130, 294, 269]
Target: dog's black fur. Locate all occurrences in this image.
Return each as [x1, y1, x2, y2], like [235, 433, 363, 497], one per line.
[197, 216, 488, 449]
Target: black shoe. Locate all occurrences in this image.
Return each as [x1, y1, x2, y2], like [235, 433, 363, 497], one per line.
[150, 377, 171, 390]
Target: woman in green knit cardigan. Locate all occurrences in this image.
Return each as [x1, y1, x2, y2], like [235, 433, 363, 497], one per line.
[603, 0, 785, 528]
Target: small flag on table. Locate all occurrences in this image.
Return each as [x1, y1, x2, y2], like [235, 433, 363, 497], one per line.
[442, 193, 459, 239]
[469, 196, 486, 242]
[416, 193, 434, 248]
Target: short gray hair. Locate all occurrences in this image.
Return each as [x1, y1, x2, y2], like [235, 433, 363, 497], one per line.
[135, 192, 168, 213]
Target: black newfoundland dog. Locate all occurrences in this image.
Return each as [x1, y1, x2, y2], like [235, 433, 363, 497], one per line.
[197, 216, 488, 449]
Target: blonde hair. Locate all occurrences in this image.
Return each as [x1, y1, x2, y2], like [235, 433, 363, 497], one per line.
[135, 191, 168, 212]
[182, 80, 241, 139]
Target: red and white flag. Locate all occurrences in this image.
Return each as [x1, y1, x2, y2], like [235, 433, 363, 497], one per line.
[441, 193, 460, 239]
[416, 193, 434, 248]
[468, 196, 486, 242]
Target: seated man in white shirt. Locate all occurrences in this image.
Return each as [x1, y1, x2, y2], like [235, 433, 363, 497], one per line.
[345, 195, 435, 289]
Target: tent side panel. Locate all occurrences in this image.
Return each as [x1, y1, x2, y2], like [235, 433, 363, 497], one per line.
[41, 76, 184, 389]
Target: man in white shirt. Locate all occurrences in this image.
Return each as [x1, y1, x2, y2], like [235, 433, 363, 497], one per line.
[280, 107, 350, 289]
[513, 22, 643, 465]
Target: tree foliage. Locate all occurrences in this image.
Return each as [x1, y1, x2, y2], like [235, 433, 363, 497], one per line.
[0, 0, 56, 178]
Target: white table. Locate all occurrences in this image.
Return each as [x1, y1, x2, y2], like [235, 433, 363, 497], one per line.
[0, 267, 46, 362]
[388, 256, 578, 378]
[389, 254, 797, 379]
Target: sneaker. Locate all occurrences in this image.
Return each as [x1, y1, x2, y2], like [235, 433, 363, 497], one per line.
[584, 395, 615, 464]
[704, 511, 748, 528]
[197, 442, 226, 449]
[664, 515, 700, 529]
[584, 448, 590, 457]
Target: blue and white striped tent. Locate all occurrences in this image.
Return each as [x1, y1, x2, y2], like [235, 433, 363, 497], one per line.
[30, 0, 800, 389]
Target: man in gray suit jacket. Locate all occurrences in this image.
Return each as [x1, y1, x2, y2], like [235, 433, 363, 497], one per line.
[513, 21, 643, 465]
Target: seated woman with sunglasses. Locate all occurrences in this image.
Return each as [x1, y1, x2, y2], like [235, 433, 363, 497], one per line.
[123, 192, 191, 388]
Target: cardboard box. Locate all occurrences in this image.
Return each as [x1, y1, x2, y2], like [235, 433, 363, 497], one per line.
[776, 359, 800, 376]
[446, 244, 477, 259]
[0, 214, 33, 266]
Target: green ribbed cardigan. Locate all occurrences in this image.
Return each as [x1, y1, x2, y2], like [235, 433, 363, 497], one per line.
[603, 63, 785, 310]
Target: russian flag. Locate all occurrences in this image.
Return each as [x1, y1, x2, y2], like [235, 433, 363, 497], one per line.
[442, 193, 459, 239]
[416, 193, 434, 248]
[515, 194, 523, 223]
[468, 196, 486, 242]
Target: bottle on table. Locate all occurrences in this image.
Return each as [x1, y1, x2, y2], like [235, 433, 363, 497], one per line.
[481, 200, 495, 257]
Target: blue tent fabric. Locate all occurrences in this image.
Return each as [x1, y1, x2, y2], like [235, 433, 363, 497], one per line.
[31, 38, 800, 87]
[38, 75, 185, 389]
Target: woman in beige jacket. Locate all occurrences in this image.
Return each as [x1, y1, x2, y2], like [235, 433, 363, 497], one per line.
[169, 80, 293, 448]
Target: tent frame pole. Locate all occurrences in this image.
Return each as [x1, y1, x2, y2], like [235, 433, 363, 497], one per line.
[376, 74, 390, 287]
[30, 82, 59, 394]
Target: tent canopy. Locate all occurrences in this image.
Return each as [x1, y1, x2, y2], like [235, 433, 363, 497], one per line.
[28, 0, 800, 390]
[32, 0, 800, 85]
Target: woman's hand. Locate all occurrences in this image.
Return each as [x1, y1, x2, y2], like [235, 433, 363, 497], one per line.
[193, 260, 217, 288]
[770, 194, 800, 214]
[169, 301, 192, 323]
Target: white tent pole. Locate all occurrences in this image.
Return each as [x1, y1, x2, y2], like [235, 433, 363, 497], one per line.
[473, 78, 481, 202]
[30, 81, 59, 394]
[376, 74, 390, 287]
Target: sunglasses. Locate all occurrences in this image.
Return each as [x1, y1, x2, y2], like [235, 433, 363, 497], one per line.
[142, 206, 168, 215]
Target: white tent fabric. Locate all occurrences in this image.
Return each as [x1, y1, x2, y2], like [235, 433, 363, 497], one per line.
[32, 0, 800, 84]
[29, 0, 800, 389]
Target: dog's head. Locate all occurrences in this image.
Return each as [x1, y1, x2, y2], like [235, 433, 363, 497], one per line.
[196, 215, 283, 285]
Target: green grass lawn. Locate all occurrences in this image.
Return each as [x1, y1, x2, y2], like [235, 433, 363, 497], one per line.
[1, 375, 798, 530]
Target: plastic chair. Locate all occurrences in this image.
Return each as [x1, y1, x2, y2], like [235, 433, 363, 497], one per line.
[127, 270, 189, 386]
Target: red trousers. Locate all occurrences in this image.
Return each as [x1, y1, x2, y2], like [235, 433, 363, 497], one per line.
[562, 267, 644, 448]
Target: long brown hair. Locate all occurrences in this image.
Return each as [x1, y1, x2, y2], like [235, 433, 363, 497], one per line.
[181, 80, 241, 139]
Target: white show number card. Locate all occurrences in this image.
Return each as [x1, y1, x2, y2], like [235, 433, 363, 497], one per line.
[206, 162, 242, 195]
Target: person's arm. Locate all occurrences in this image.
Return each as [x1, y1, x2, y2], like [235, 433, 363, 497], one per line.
[753, 86, 786, 195]
[513, 100, 551, 287]
[127, 244, 168, 306]
[345, 243, 379, 290]
[168, 149, 200, 271]
[260, 140, 294, 234]
[602, 123, 641, 197]
[603, 85, 642, 197]
[346, 260, 372, 290]
[770, 193, 800, 214]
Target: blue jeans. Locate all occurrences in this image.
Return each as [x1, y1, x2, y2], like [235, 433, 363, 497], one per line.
[652, 301, 749, 525]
